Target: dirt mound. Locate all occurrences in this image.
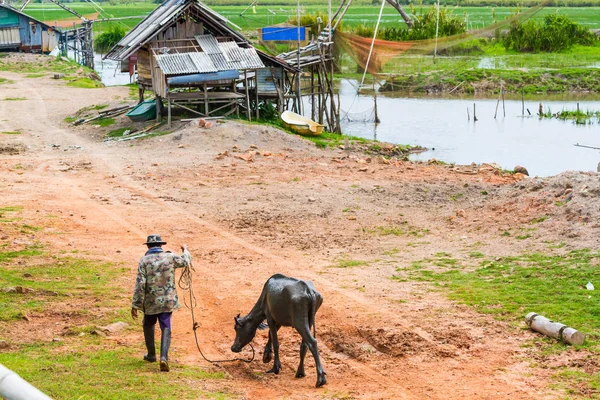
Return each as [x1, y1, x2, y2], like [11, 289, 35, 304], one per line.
[0, 142, 26, 155]
[167, 120, 315, 156]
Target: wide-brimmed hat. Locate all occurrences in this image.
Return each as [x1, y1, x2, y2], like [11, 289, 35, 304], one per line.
[144, 234, 166, 245]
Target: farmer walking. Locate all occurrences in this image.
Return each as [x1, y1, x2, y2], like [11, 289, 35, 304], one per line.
[131, 234, 192, 372]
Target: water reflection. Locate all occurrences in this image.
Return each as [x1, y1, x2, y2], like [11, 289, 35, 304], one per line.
[338, 79, 600, 177]
[94, 53, 134, 86]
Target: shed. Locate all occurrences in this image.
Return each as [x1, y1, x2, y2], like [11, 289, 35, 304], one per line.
[0, 3, 59, 53]
[105, 0, 295, 125]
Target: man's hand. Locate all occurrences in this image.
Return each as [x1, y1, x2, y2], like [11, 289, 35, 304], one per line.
[181, 244, 188, 252]
[131, 308, 138, 320]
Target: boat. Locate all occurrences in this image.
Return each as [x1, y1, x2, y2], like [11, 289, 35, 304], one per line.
[126, 99, 157, 122]
[280, 111, 324, 136]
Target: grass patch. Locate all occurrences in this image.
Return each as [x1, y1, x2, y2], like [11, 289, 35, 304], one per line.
[1, 131, 20, 135]
[66, 78, 103, 89]
[404, 249, 600, 338]
[107, 127, 130, 137]
[0, 246, 122, 321]
[0, 343, 226, 400]
[329, 258, 368, 268]
[2, 97, 26, 101]
[531, 216, 549, 224]
[25, 73, 46, 78]
[96, 118, 116, 127]
[364, 225, 430, 237]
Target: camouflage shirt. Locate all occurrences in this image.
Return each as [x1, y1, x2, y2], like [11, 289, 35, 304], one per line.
[131, 248, 192, 315]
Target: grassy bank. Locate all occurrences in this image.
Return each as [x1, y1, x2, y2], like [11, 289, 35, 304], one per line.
[394, 248, 600, 395]
[365, 42, 600, 94]
[0, 206, 229, 399]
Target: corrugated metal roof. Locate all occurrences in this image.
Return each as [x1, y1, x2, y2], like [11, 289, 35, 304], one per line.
[195, 34, 222, 55]
[105, 0, 247, 61]
[155, 52, 217, 75]
[155, 38, 265, 76]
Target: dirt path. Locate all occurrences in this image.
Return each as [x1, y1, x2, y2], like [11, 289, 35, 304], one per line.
[0, 68, 577, 399]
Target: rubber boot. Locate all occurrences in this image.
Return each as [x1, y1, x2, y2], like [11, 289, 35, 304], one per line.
[159, 328, 171, 372]
[143, 325, 156, 362]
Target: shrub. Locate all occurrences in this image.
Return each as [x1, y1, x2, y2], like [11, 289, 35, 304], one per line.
[503, 14, 597, 52]
[348, 6, 466, 41]
[94, 25, 126, 54]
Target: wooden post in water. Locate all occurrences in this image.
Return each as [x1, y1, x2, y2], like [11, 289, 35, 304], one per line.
[473, 103, 478, 122]
[577, 102, 580, 113]
[521, 89, 525, 116]
[494, 86, 501, 119]
[373, 78, 380, 124]
[526, 312, 585, 345]
[467, 107, 470, 121]
[501, 81, 506, 117]
[539, 103, 543, 117]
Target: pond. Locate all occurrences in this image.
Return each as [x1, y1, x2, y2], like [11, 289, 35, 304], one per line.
[338, 79, 600, 177]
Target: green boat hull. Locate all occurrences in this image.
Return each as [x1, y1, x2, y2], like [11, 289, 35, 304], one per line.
[127, 99, 157, 122]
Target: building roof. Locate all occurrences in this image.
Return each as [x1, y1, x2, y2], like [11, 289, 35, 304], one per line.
[0, 3, 60, 31]
[104, 0, 246, 61]
[154, 35, 265, 76]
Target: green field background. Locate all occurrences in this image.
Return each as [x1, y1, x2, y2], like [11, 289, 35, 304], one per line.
[19, 2, 600, 34]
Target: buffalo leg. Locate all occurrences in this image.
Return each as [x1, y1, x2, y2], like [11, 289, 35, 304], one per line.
[295, 342, 308, 378]
[299, 328, 326, 387]
[266, 323, 281, 374]
[263, 331, 273, 363]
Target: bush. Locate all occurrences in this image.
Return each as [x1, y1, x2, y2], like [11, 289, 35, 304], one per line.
[288, 12, 329, 40]
[94, 25, 126, 54]
[503, 14, 597, 52]
[348, 6, 466, 41]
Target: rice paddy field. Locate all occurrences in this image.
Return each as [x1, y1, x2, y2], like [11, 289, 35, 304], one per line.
[19, 2, 600, 34]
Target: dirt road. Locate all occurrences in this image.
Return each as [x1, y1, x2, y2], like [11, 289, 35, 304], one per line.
[2, 64, 595, 399]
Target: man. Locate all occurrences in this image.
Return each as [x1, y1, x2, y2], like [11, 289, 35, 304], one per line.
[131, 234, 192, 372]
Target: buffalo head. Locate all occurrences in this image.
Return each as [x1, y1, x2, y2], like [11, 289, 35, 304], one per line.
[231, 314, 268, 353]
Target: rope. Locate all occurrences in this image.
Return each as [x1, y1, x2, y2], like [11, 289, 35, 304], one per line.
[178, 261, 255, 364]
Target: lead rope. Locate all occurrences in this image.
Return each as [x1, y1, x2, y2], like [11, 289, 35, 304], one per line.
[178, 261, 255, 364]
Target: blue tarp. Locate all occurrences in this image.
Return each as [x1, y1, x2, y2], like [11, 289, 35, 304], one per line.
[167, 70, 240, 85]
[262, 27, 305, 41]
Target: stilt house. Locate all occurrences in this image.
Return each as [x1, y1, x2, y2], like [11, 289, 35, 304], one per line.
[0, 3, 60, 53]
[105, 0, 296, 126]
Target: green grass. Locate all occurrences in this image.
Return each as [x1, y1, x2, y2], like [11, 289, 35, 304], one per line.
[402, 249, 600, 339]
[66, 77, 104, 89]
[329, 258, 368, 268]
[1, 131, 20, 135]
[1, 97, 26, 101]
[0, 245, 125, 321]
[107, 127, 131, 137]
[0, 343, 227, 400]
[364, 225, 430, 237]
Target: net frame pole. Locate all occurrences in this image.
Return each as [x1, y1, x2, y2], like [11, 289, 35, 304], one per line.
[359, 0, 386, 92]
[433, 0, 440, 63]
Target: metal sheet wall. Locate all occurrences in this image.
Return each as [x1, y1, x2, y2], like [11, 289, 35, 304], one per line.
[0, 27, 19, 47]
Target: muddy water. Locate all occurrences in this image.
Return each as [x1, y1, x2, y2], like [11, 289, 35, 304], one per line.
[338, 79, 600, 177]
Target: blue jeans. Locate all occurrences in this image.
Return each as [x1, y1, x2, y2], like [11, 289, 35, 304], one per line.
[143, 312, 172, 330]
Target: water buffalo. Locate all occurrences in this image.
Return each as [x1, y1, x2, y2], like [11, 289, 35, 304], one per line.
[231, 273, 326, 387]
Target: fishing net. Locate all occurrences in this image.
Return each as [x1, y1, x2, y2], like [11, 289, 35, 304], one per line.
[340, 107, 377, 123]
[334, 0, 552, 76]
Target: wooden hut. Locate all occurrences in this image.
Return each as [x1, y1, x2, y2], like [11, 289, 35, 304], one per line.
[105, 0, 295, 126]
[0, 3, 60, 53]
